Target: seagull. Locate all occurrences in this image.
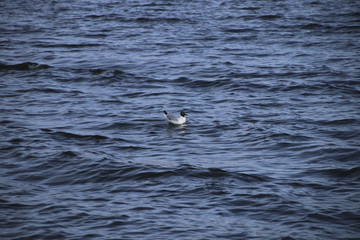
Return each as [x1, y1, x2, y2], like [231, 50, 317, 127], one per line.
[164, 110, 187, 125]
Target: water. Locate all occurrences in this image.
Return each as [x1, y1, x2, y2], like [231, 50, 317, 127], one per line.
[1, 0, 360, 239]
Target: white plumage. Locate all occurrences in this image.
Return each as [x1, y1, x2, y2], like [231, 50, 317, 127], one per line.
[164, 110, 187, 125]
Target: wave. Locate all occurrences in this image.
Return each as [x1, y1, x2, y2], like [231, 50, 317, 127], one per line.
[34, 43, 102, 48]
[259, 14, 283, 20]
[53, 131, 109, 141]
[135, 17, 184, 23]
[300, 23, 327, 30]
[221, 28, 257, 33]
[303, 166, 360, 181]
[172, 73, 339, 93]
[98, 122, 138, 130]
[43, 163, 272, 186]
[0, 62, 51, 71]
[175, 77, 227, 88]
[316, 118, 359, 126]
[16, 87, 82, 94]
[85, 14, 191, 24]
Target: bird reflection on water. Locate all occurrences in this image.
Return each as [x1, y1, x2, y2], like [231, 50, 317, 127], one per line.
[166, 122, 187, 137]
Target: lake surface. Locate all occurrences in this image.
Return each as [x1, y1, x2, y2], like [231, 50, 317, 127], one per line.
[1, 0, 360, 239]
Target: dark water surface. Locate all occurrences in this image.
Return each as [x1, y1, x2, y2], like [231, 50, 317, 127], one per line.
[1, 0, 360, 239]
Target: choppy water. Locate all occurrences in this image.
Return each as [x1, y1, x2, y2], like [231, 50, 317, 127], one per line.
[1, 0, 360, 239]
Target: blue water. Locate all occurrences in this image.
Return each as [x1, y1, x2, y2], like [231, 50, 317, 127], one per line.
[1, 0, 360, 239]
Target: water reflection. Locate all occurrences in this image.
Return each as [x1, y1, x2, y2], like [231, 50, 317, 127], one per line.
[166, 123, 187, 137]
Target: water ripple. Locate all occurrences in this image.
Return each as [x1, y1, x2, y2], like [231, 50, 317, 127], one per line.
[1, 0, 359, 239]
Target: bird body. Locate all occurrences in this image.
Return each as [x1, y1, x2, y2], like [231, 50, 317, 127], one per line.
[164, 110, 187, 125]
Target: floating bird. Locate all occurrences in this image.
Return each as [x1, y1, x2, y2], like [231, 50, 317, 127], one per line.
[164, 110, 187, 125]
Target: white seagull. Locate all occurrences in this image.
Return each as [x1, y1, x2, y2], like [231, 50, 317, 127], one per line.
[164, 110, 187, 125]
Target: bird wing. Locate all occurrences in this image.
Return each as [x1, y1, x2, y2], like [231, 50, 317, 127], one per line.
[165, 113, 179, 124]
